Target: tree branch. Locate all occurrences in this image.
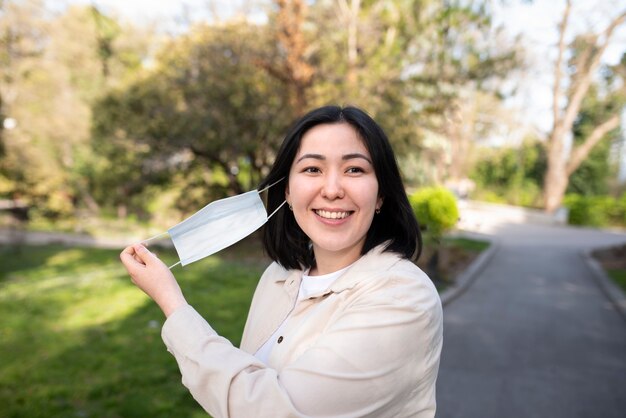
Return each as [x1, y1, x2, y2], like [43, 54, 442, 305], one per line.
[565, 113, 621, 176]
[560, 9, 626, 136]
[552, 0, 571, 127]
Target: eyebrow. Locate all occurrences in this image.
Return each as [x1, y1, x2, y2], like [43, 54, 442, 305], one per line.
[296, 153, 372, 164]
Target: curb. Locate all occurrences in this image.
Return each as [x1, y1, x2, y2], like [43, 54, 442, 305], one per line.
[440, 233, 500, 307]
[581, 248, 626, 323]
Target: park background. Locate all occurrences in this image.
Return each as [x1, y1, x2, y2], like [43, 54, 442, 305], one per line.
[1, 0, 625, 417]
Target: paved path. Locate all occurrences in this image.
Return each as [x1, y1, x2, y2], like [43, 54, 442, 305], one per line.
[436, 223, 626, 418]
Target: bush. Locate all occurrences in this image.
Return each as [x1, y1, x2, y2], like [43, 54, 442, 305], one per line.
[563, 194, 624, 227]
[410, 187, 459, 239]
[618, 193, 626, 226]
[470, 139, 546, 208]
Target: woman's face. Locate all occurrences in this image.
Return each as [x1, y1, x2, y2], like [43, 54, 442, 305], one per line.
[286, 122, 382, 272]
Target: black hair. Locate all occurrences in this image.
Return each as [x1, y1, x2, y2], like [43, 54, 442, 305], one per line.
[259, 105, 422, 270]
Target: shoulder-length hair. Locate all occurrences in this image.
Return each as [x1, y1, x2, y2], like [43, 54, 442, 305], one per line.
[259, 105, 422, 270]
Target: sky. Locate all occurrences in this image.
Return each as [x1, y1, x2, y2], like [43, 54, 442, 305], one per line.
[50, 0, 269, 28]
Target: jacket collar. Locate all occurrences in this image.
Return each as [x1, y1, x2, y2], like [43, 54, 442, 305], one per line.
[272, 243, 403, 294]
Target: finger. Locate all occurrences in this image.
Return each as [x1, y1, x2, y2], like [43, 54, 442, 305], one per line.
[120, 246, 136, 265]
[133, 244, 160, 265]
[121, 245, 136, 256]
[120, 248, 144, 273]
[133, 253, 145, 265]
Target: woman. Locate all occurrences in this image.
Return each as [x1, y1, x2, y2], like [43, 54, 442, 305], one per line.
[120, 105, 443, 417]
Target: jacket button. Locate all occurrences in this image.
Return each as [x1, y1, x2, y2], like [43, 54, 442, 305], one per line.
[277, 336, 283, 344]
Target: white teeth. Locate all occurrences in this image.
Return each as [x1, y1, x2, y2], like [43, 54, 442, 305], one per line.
[316, 210, 350, 219]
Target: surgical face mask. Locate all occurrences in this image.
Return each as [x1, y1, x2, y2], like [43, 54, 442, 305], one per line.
[143, 179, 286, 268]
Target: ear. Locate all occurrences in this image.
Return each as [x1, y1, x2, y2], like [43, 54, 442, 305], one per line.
[376, 196, 384, 211]
[285, 185, 290, 204]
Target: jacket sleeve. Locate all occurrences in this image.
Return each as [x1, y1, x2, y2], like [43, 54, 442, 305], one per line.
[161, 271, 442, 418]
[162, 304, 303, 418]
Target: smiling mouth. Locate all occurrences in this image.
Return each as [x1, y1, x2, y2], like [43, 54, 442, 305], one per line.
[315, 209, 352, 220]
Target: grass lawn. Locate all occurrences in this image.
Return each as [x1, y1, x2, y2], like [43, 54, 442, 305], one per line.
[607, 269, 626, 293]
[0, 235, 487, 417]
[590, 244, 626, 295]
[0, 239, 267, 418]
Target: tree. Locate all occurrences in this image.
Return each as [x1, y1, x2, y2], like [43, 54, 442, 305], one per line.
[255, 0, 315, 116]
[543, 0, 626, 212]
[0, 2, 151, 219]
[404, 1, 522, 184]
[0, 0, 47, 205]
[304, 0, 521, 188]
[91, 22, 293, 217]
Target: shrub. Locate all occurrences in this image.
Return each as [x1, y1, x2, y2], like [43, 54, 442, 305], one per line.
[410, 187, 459, 240]
[618, 193, 626, 226]
[563, 194, 622, 227]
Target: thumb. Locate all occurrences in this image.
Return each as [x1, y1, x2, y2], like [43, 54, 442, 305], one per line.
[133, 244, 160, 265]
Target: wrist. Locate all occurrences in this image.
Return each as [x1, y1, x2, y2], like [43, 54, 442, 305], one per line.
[161, 296, 188, 318]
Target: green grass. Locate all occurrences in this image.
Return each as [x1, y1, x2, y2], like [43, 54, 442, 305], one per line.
[442, 236, 491, 252]
[607, 269, 626, 293]
[0, 240, 267, 418]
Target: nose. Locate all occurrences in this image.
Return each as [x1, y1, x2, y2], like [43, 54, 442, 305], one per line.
[321, 171, 344, 200]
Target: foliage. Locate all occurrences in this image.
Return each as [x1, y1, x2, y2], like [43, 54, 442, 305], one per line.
[567, 84, 623, 197]
[0, 2, 152, 219]
[90, 22, 293, 217]
[470, 139, 546, 207]
[0, 0, 525, 225]
[409, 186, 459, 240]
[563, 193, 626, 227]
[309, 0, 522, 186]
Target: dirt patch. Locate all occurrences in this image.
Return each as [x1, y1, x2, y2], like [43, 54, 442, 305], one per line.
[417, 244, 484, 287]
[592, 243, 626, 270]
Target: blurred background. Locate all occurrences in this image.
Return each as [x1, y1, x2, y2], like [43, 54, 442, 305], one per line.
[0, 0, 625, 417]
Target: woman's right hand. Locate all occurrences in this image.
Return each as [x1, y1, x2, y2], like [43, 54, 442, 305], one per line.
[120, 244, 188, 317]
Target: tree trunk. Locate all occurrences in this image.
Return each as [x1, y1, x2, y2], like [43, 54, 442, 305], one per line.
[543, 161, 570, 214]
[543, 130, 569, 213]
[338, 0, 361, 92]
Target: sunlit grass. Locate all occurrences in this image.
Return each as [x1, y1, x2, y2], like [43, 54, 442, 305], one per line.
[0, 240, 266, 418]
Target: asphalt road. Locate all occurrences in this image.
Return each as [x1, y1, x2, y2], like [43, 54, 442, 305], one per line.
[436, 223, 626, 418]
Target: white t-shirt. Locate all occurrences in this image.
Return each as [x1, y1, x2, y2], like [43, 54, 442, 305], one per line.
[254, 264, 353, 364]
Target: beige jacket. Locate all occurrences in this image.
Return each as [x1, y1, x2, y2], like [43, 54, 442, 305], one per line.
[162, 245, 443, 418]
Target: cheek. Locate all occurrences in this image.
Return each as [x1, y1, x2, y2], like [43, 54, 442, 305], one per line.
[288, 178, 317, 206]
[359, 180, 380, 206]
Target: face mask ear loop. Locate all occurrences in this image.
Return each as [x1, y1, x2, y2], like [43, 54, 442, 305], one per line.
[139, 232, 180, 269]
[258, 177, 285, 194]
[267, 200, 288, 219]
[140, 231, 169, 245]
